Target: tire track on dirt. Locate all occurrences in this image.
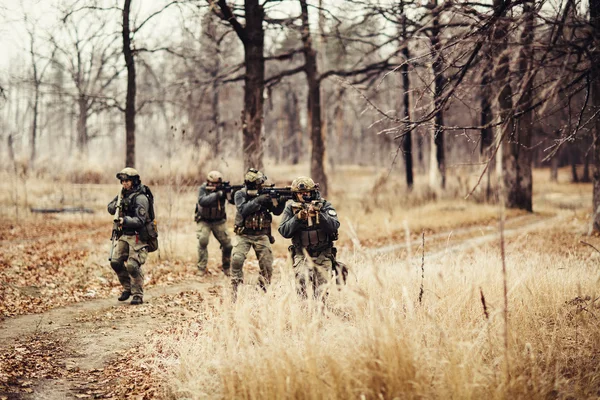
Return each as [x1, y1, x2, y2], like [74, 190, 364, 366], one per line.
[367, 213, 566, 259]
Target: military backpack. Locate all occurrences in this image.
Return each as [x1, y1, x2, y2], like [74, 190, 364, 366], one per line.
[134, 185, 159, 253]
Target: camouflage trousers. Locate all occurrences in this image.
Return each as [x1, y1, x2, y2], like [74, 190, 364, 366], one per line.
[231, 234, 273, 290]
[110, 234, 148, 297]
[293, 247, 333, 299]
[196, 220, 232, 272]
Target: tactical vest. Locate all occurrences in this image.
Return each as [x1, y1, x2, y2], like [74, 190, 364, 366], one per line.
[121, 187, 145, 235]
[197, 201, 226, 221]
[293, 227, 332, 253]
[243, 210, 272, 232]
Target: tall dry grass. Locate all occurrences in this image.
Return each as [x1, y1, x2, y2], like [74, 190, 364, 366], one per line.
[144, 221, 600, 399]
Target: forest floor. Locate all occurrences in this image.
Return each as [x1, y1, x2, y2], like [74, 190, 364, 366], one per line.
[0, 173, 596, 399]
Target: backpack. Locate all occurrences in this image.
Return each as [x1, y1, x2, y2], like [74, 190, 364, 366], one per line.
[135, 185, 159, 253]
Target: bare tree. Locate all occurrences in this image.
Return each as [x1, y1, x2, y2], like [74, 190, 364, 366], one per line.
[123, 0, 136, 166]
[591, 0, 600, 230]
[429, 0, 446, 189]
[23, 12, 55, 168]
[400, 1, 413, 189]
[52, 7, 121, 154]
[299, 0, 328, 195]
[503, 1, 535, 211]
[211, 0, 266, 170]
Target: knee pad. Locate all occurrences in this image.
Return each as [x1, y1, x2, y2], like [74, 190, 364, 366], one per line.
[231, 253, 245, 267]
[126, 260, 142, 278]
[198, 236, 210, 248]
[110, 259, 125, 272]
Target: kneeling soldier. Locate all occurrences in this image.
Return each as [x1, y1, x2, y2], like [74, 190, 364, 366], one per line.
[195, 170, 233, 276]
[278, 177, 340, 298]
[231, 168, 286, 294]
[108, 168, 151, 305]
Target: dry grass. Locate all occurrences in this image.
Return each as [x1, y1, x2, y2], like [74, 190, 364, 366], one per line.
[145, 220, 600, 399]
[0, 162, 597, 398]
[0, 164, 591, 265]
[0, 163, 545, 258]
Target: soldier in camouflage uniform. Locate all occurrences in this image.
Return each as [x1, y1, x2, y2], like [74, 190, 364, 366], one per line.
[108, 168, 151, 305]
[278, 177, 340, 298]
[195, 170, 233, 276]
[231, 168, 286, 293]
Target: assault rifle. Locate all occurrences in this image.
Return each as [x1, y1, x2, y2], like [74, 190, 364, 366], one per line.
[251, 185, 294, 207]
[206, 181, 244, 204]
[291, 199, 324, 227]
[108, 191, 123, 261]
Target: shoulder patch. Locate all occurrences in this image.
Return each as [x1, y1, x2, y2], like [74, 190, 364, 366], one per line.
[327, 209, 337, 216]
[139, 207, 147, 217]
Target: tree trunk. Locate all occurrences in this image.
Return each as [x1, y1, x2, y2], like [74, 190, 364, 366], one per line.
[212, 78, 221, 155]
[589, 0, 600, 229]
[571, 146, 580, 183]
[550, 155, 559, 182]
[241, 0, 265, 171]
[430, 1, 445, 189]
[504, 0, 534, 211]
[481, 66, 494, 200]
[401, 10, 413, 190]
[284, 90, 301, 164]
[8, 134, 16, 171]
[123, 0, 136, 167]
[76, 96, 88, 152]
[300, 0, 328, 196]
[480, 61, 493, 155]
[30, 86, 39, 168]
[583, 150, 591, 182]
[493, 0, 515, 205]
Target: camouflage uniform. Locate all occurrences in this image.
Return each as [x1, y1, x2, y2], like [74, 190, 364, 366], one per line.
[108, 169, 151, 304]
[278, 177, 340, 298]
[231, 169, 286, 292]
[195, 181, 232, 275]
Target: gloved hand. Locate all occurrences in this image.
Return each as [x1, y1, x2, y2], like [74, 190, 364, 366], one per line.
[296, 209, 308, 220]
[256, 194, 271, 204]
[217, 190, 224, 199]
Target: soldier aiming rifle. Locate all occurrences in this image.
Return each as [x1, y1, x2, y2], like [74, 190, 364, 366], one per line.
[230, 168, 288, 296]
[195, 170, 234, 276]
[206, 180, 244, 205]
[278, 176, 345, 299]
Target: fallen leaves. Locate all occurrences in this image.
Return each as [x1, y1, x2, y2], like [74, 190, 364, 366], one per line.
[0, 332, 69, 395]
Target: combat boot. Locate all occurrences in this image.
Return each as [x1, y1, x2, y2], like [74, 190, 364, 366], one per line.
[222, 268, 231, 277]
[118, 290, 131, 301]
[130, 295, 143, 305]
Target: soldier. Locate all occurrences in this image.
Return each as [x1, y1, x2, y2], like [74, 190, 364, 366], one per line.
[231, 168, 286, 294]
[278, 176, 340, 298]
[195, 170, 233, 276]
[107, 168, 151, 305]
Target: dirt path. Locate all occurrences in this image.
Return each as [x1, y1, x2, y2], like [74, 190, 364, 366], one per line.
[369, 212, 567, 259]
[0, 277, 226, 399]
[0, 204, 585, 399]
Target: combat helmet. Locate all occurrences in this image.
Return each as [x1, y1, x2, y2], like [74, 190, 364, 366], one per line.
[116, 167, 141, 183]
[291, 176, 318, 192]
[207, 170, 223, 183]
[244, 168, 266, 186]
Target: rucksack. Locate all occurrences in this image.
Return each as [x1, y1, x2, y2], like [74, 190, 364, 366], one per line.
[135, 185, 159, 253]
